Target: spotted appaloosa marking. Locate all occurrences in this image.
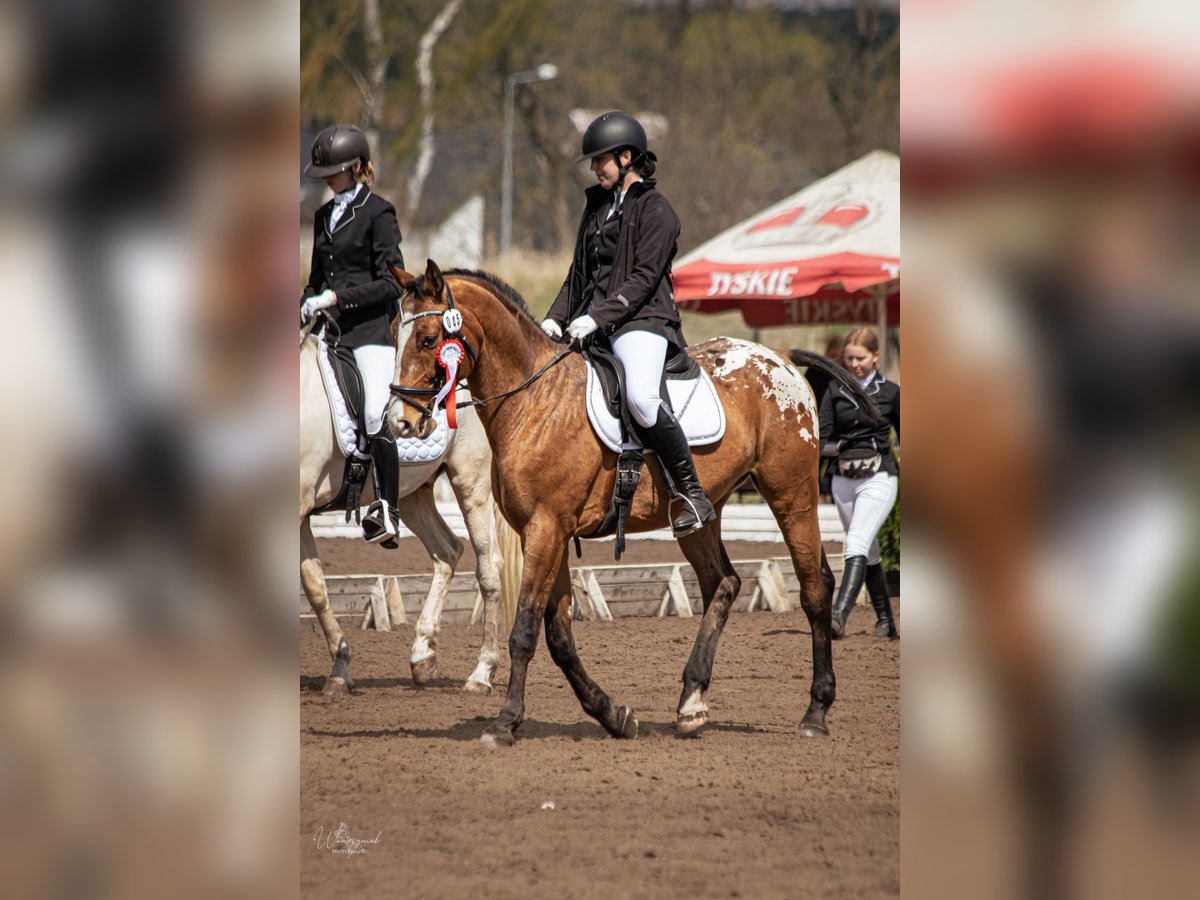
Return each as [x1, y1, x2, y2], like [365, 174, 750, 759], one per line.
[705, 338, 817, 439]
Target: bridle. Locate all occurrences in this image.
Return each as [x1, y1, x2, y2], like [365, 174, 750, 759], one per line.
[387, 275, 576, 426]
[387, 276, 478, 421]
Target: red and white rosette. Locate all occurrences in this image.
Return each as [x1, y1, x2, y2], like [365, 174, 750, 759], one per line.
[433, 338, 464, 429]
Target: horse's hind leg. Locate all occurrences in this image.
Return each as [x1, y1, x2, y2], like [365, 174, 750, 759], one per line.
[396, 483, 463, 685]
[757, 468, 835, 737]
[543, 549, 639, 740]
[301, 518, 352, 693]
[675, 515, 742, 734]
[446, 461, 502, 694]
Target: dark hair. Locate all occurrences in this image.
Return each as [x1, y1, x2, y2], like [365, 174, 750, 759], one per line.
[633, 149, 657, 178]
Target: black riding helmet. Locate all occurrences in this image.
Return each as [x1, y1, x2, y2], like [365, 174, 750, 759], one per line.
[576, 112, 647, 163]
[305, 124, 371, 178]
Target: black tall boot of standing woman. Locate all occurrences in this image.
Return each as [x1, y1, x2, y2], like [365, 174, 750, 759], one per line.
[865, 561, 898, 639]
[831, 555, 866, 639]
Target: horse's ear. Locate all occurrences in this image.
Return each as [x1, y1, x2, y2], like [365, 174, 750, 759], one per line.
[425, 259, 444, 298]
[393, 266, 417, 294]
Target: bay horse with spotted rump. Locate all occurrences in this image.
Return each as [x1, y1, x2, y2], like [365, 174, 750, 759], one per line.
[388, 260, 879, 747]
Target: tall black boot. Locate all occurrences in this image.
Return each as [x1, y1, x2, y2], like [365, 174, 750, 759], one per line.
[865, 562, 899, 639]
[362, 432, 400, 548]
[831, 555, 866, 639]
[643, 405, 716, 536]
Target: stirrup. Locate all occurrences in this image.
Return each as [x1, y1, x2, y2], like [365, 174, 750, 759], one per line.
[669, 495, 715, 537]
[362, 500, 398, 545]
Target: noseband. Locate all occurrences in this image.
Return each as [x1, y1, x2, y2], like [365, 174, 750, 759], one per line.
[388, 277, 478, 420]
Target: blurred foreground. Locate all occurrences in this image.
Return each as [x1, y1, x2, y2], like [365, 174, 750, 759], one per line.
[903, 2, 1200, 897]
[0, 1, 298, 897]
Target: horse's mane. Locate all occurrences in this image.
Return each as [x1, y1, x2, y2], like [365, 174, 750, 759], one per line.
[445, 268, 541, 329]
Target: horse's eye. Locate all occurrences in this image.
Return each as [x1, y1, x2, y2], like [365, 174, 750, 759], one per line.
[421, 335, 438, 350]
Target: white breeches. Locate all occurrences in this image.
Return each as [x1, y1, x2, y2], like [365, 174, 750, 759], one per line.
[611, 329, 668, 428]
[353, 344, 395, 435]
[832, 471, 898, 563]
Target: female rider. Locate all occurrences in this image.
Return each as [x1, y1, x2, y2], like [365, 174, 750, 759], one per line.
[820, 327, 901, 639]
[541, 112, 714, 536]
[301, 123, 405, 545]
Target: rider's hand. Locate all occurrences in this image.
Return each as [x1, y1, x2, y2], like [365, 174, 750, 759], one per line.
[567, 315, 598, 342]
[301, 289, 337, 322]
[540, 318, 563, 340]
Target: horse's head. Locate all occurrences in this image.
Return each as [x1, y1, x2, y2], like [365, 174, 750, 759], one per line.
[387, 258, 475, 439]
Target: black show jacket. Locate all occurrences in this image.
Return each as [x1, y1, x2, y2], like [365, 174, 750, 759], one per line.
[818, 370, 900, 477]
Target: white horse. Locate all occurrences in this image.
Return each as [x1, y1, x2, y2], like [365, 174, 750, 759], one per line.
[300, 333, 518, 693]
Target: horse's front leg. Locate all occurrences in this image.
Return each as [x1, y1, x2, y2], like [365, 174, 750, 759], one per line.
[543, 548, 639, 739]
[481, 518, 563, 748]
[301, 518, 352, 693]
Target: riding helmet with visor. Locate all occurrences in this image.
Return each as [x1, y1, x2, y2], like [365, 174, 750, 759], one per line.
[304, 124, 371, 178]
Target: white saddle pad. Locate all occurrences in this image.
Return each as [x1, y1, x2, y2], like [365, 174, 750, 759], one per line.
[584, 361, 726, 454]
[315, 337, 454, 464]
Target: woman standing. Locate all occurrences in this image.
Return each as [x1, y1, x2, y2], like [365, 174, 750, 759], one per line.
[541, 111, 714, 536]
[819, 327, 900, 639]
[301, 123, 405, 545]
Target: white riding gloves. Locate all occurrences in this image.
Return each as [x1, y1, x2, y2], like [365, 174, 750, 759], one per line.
[301, 289, 337, 322]
[567, 315, 598, 341]
[540, 318, 562, 339]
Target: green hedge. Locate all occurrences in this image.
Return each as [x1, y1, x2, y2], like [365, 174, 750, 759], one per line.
[878, 474, 900, 572]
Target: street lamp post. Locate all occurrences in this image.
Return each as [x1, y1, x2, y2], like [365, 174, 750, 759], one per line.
[501, 63, 558, 256]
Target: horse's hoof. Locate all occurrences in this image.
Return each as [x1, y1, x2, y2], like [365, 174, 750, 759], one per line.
[799, 721, 830, 738]
[463, 678, 493, 695]
[615, 706, 639, 740]
[411, 656, 441, 685]
[322, 675, 352, 695]
[676, 710, 708, 735]
[480, 728, 514, 749]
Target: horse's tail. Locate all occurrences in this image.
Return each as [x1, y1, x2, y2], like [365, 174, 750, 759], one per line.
[788, 350, 883, 423]
[491, 497, 522, 634]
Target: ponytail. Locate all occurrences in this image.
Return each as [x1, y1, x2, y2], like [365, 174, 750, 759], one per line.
[633, 150, 657, 178]
[356, 159, 376, 186]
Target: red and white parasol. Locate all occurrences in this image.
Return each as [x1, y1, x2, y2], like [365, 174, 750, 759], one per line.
[672, 150, 899, 328]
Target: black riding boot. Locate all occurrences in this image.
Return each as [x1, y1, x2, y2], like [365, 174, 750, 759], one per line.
[361, 432, 400, 549]
[865, 562, 899, 639]
[831, 555, 866, 639]
[643, 405, 716, 537]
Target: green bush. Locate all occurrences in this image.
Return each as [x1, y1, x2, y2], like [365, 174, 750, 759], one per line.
[878, 475, 900, 572]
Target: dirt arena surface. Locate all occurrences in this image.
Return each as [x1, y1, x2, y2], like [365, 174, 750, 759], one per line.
[302, 543, 899, 899]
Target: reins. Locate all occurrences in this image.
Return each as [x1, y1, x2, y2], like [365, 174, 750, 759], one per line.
[462, 345, 574, 408]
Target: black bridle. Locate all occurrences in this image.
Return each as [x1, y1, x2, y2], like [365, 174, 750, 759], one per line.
[387, 275, 576, 422]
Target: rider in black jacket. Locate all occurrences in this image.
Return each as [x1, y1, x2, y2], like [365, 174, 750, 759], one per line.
[301, 124, 405, 545]
[542, 112, 714, 536]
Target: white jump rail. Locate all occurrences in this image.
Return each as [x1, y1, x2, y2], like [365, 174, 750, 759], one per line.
[312, 501, 846, 544]
[301, 555, 850, 625]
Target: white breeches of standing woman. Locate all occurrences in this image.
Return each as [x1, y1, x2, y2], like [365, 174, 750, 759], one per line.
[831, 471, 898, 564]
[611, 329, 668, 428]
[353, 344, 396, 435]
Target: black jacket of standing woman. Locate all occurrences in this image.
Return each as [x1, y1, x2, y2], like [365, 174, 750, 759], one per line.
[819, 370, 900, 476]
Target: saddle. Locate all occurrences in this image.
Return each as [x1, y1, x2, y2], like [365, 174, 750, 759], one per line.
[580, 343, 714, 561]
